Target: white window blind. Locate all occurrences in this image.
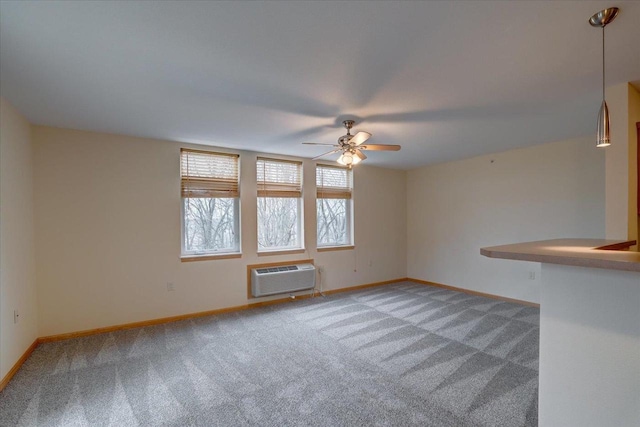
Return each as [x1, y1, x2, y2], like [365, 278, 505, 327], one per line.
[316, 164, 352, 199]
[257, 157, 302, 197]
[181, 149, 239, 198]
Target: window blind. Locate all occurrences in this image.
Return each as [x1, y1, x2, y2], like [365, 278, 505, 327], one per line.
[181, 148, 239, 198]
[257, 157, 302, 197]
[316, 164, 352, 199]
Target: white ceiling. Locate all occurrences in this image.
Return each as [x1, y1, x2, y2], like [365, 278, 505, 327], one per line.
[1, 1, 639, 169]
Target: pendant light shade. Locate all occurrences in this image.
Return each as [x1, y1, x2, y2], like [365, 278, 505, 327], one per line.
[596, 100, 610, 147]
[590, 7, 619, 148]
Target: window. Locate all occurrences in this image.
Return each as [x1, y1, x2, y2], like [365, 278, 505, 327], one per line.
[181, 149, 240, 256]
[316, 165, 353, 247]
[257, 157, 303, 251]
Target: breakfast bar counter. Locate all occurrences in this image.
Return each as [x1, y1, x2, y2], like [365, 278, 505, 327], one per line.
[482, 239, 640, 427]
[481, 238, 640, 272]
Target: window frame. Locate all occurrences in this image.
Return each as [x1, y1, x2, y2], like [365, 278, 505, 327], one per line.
[180, 148, 241, 259]
[256, 157, 304, 253]
[316, 164, 354, 249]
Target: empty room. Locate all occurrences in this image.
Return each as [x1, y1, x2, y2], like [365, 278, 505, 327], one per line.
[1, 1, 639, 426]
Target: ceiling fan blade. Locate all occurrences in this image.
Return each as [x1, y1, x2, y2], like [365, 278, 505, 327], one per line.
[355, 150, 367, 161]
[302, 142, 337, 146]
[348, 131, 372, 146]
[359, 144, 401, 151]
[312, 148, 341, 160]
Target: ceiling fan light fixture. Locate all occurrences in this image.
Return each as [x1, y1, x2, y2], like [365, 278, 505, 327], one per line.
[337, 152, 354, 166]
[589, 6, 619, 148]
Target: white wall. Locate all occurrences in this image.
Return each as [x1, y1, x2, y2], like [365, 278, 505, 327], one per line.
[625, 84, 640, 249]
[0, 98, 38, 380]
[538, 264, 640, 426]
[605, 83, 632, 241]
[604, 82, 640, 248]
[33, 126, 407, 337]
[407, 136, 605, 303]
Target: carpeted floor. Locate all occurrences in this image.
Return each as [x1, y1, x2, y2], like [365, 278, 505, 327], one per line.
[0, 282, 539, 426]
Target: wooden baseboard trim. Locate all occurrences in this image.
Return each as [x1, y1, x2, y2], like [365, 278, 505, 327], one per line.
[0, 339, 39, 392]
[38, 277, 408, 343]
[407, 278, 540, 308]
[38, 304, 252, 343]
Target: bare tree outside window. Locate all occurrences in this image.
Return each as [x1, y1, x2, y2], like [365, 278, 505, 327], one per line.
[257, 158, 303, 251]
[181, 149, 240, 255]
[184, 197, 237, 252]
[257, 197, 299, 249]
[316, 165, 352, 246]
[317, 198, 348, 245]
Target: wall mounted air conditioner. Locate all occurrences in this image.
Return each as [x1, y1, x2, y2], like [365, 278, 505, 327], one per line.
[251, 264, 316, 297]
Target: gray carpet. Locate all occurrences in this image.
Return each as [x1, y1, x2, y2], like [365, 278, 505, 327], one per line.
[0, 282, 539, 426]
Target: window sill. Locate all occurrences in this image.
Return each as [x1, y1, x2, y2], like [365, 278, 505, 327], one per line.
[181, 253, 242, 262]
[317, 245, 355, 252]
[257, 248, 306, 257]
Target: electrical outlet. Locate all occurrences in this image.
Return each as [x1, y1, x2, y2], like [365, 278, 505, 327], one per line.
[14, 310, 19, 324]
[528, 272, 536, 280]
[166, 282, 175, 292]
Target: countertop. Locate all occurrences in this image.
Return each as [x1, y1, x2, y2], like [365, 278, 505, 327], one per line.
[481, 239, 640, 273]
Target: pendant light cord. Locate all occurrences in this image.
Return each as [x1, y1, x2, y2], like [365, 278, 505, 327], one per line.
[602, 26, 605, 102]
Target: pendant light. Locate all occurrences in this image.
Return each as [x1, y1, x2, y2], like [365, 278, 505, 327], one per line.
[589, 7, 619, 148]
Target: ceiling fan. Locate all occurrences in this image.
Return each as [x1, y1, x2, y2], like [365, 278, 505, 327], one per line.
[303, 120, 401, 167]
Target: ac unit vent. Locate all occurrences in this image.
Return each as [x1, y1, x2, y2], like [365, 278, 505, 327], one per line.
[251, 264, 316, 297]
[256, 266, 299, 274]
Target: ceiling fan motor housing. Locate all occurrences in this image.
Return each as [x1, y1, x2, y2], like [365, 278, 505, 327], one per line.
[339, 120, 356, 147]
[338, 134, 353, 146]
